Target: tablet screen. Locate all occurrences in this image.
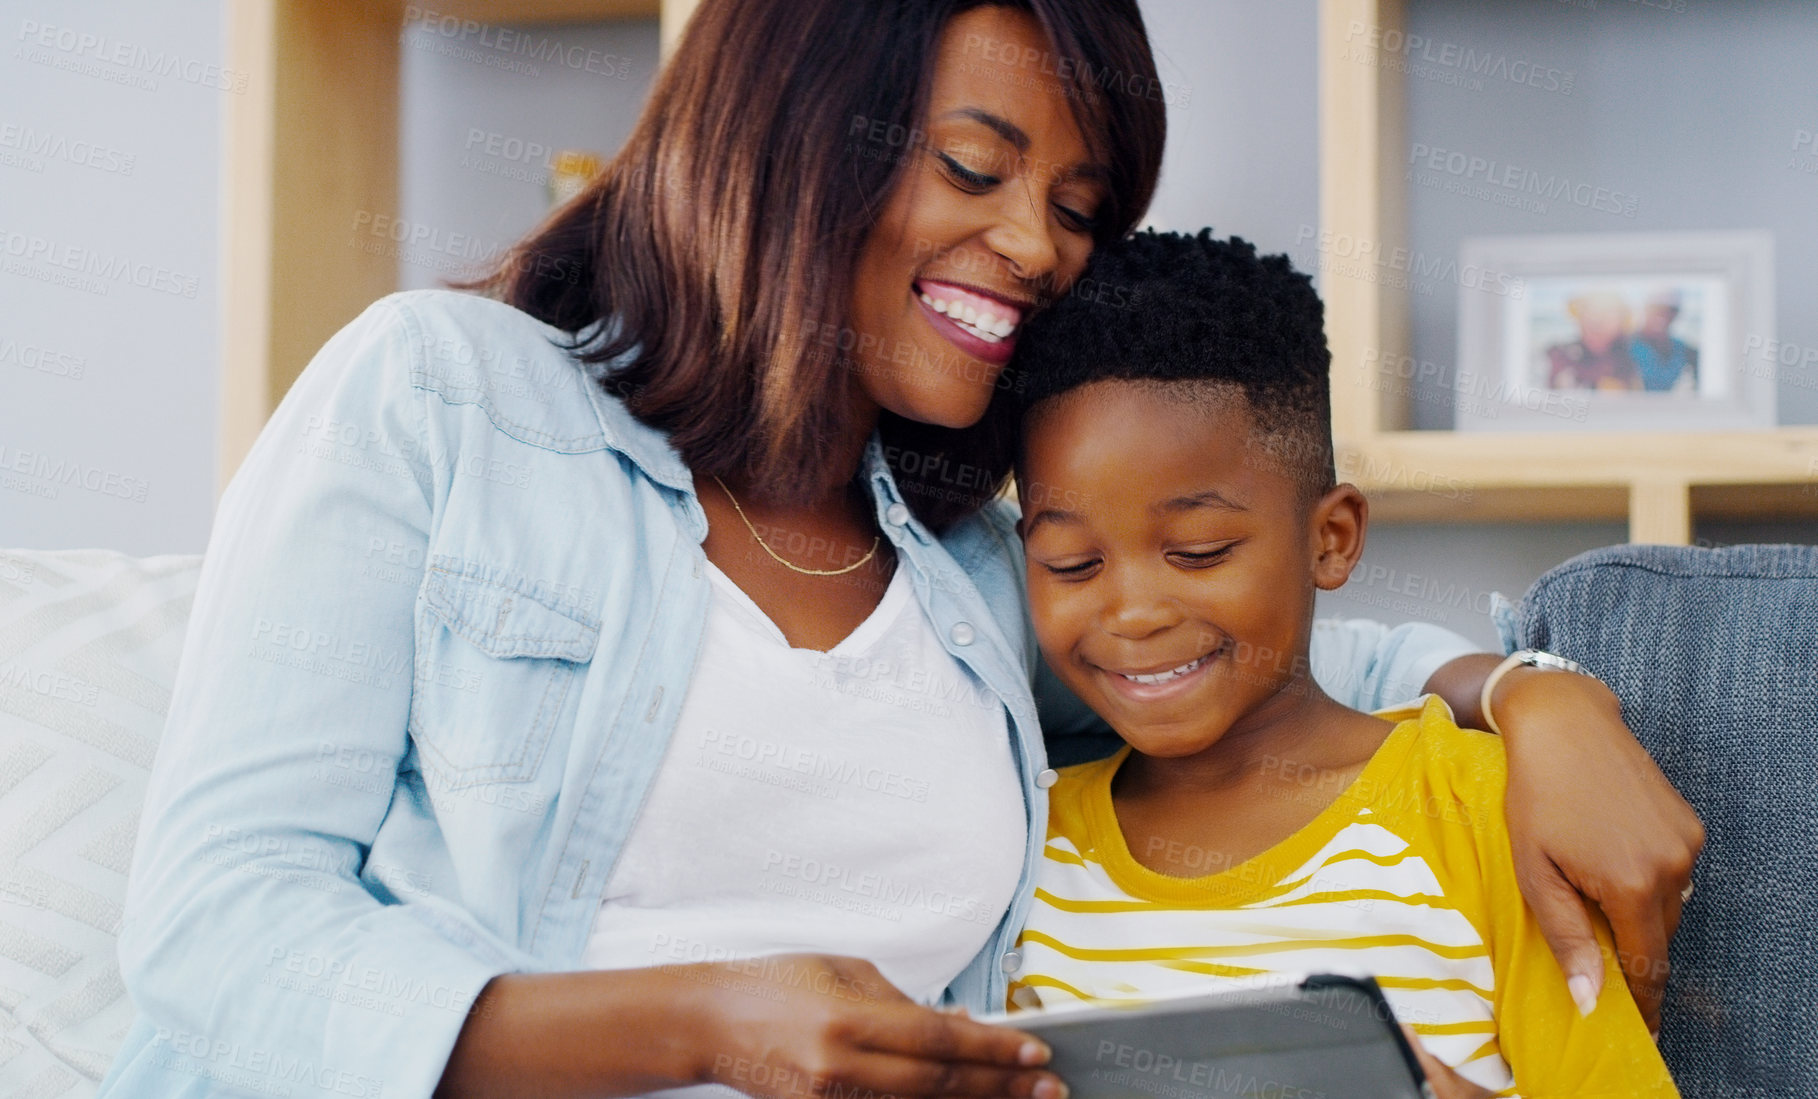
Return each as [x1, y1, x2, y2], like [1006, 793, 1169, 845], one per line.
[996, 975, 1427, 1099]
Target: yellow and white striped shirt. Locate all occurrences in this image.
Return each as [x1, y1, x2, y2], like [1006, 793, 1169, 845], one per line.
[1010, 696, 1677, 1098]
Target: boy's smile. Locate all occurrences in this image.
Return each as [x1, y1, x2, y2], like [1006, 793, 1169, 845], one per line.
[1017, 379, 1363, 765]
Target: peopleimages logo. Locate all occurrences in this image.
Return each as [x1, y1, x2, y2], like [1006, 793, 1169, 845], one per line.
[0, 228, 200, 298]
[14, 19, 250, 93]
[1344, 21, 1575, 95]
[1407, 143, 1640, 218]
[0, 121, 136, 175]
[1294, 225, 1525, 299]
[1091, 1040, 1326, 1099]
[403, 6, 634, 78]
[0, 443, 150, 502]
[0, 335, 85, 380]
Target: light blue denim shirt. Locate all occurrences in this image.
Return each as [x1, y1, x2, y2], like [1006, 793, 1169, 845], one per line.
[101, 290, 1478, 1098]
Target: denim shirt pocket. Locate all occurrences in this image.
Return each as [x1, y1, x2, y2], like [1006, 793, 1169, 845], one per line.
[412, 562, 601, 788]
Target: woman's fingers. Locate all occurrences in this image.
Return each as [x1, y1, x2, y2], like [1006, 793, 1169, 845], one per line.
[1600, 888, 1676, 1033]
[852, 999, 1053, 1069]
[848, 1049, 1066, 1099]
[1494, 670, 1704, 1035]
[1508, 849, 1605, 1016]
[692, 955, 1063, 1099]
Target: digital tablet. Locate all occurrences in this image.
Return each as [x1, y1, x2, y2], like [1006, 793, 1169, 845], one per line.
[981, 974, 1428, 1099]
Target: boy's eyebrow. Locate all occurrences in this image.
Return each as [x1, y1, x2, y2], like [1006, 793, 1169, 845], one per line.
[1021, 507, 1082, 536]
[1156, 489, 1248, 514]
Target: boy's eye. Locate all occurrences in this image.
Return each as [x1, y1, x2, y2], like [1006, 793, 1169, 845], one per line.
[1039, 557, 1101, 579]
[936, 150, 998, 191]
[1168, 544, 1236, 568]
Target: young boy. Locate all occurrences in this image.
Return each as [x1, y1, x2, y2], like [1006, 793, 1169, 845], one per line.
[1005, 230, 1677, 1097]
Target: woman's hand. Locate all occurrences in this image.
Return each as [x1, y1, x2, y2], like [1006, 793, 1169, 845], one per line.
[1401, 1026, 1494, 1099]
[438, 957, 1063, 1099]
[1427, 655, 1704, 1033]
[688, 954, 1066, 1099]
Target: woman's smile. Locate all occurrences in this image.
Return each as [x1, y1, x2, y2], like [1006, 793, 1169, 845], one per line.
[914, 278, 1031, 365]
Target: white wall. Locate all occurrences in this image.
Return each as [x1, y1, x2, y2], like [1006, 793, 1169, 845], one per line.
[0, 0, 222, 556]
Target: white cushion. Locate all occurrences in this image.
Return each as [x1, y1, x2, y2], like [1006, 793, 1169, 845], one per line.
[0, 549, 201, 1098]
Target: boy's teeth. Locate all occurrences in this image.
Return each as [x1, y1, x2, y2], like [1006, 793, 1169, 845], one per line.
[1122, 656, 1206, 685]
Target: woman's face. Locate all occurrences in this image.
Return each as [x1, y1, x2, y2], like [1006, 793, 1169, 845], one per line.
[846, 6, 1109, 429]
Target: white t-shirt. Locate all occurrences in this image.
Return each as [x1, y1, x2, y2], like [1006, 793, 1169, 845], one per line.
[582, 559, 1027, 1010]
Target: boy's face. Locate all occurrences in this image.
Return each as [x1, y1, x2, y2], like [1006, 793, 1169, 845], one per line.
[1017, 380, 1364, 758]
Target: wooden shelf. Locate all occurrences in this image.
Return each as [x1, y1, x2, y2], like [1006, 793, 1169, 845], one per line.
[1317, 0, 1818, 544]
[219, 0, 695, 495]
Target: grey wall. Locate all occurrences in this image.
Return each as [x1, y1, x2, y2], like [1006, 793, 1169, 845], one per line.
[398, 17, 660, 291]
[0, 0, 222, 555]
[1133, 0, 1815, 648]
[1401, 0, 1818, 428]
[1139, 0, 1319, 260]
[6, 0, 1810, 623]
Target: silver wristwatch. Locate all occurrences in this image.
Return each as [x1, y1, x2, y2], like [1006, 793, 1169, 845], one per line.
[1479, 648, 1599, 735]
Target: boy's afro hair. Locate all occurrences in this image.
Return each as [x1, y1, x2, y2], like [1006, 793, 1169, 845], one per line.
[1013, 228, 1335, 500]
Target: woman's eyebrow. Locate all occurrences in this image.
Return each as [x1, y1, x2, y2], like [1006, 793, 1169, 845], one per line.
[940, 107, 1030, 151]
[939, 107, 1109, 182]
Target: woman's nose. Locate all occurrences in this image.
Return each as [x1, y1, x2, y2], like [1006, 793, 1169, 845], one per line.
[983, 180, 1062, 282]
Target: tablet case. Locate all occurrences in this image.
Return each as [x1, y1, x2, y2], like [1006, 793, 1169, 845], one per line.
[1002, 974, 1428, 1099]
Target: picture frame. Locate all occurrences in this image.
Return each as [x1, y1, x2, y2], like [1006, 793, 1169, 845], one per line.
[1454, 230, 1775, 433]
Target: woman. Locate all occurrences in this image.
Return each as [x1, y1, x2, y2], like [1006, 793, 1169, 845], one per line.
[100, 2, 1700, 1098]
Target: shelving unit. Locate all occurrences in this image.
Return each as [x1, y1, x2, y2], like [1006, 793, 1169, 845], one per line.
[222, 0, 1817, 540]
[1318, 0, 1818, 544]
[218, 0, 696, 493]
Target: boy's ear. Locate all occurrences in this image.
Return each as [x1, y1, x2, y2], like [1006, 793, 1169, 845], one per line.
[1309, 483, 1369, 591]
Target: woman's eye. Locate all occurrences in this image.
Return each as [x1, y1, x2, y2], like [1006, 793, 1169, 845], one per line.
[936, 151, 998, 191]
[1055, 204, 1101, 233]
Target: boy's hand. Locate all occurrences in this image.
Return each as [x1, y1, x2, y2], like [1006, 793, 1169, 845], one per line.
[1401, 1026, 1494, 1099]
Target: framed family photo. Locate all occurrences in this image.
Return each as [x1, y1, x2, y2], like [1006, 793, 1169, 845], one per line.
[1454, 231, 1776, 433]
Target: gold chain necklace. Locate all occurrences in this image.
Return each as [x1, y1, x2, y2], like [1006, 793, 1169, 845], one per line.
[712, 475, 881, 577]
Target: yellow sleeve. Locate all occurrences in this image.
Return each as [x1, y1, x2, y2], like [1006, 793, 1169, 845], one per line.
[1473, 758, 1681, 1097]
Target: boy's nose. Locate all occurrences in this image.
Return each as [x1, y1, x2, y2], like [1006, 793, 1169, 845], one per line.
[1101, 592, 1183, 640]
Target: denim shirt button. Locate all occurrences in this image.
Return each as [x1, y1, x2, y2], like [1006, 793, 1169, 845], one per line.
[1000, 950, 1022, 974]
[950, 621, 975, 646]
[1035, 768, 1059, 789]
[885, 503, 911, 526]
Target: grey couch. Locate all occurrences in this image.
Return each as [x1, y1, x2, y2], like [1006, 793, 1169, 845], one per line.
[1504, 543, 1818, 1097]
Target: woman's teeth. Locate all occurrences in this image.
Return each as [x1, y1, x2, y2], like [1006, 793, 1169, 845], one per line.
[1120, 656, 1207, 685]
[920, 291, 1019, 342]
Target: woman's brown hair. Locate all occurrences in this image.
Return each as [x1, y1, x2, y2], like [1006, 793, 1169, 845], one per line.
[477, 0, 1165, 529]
